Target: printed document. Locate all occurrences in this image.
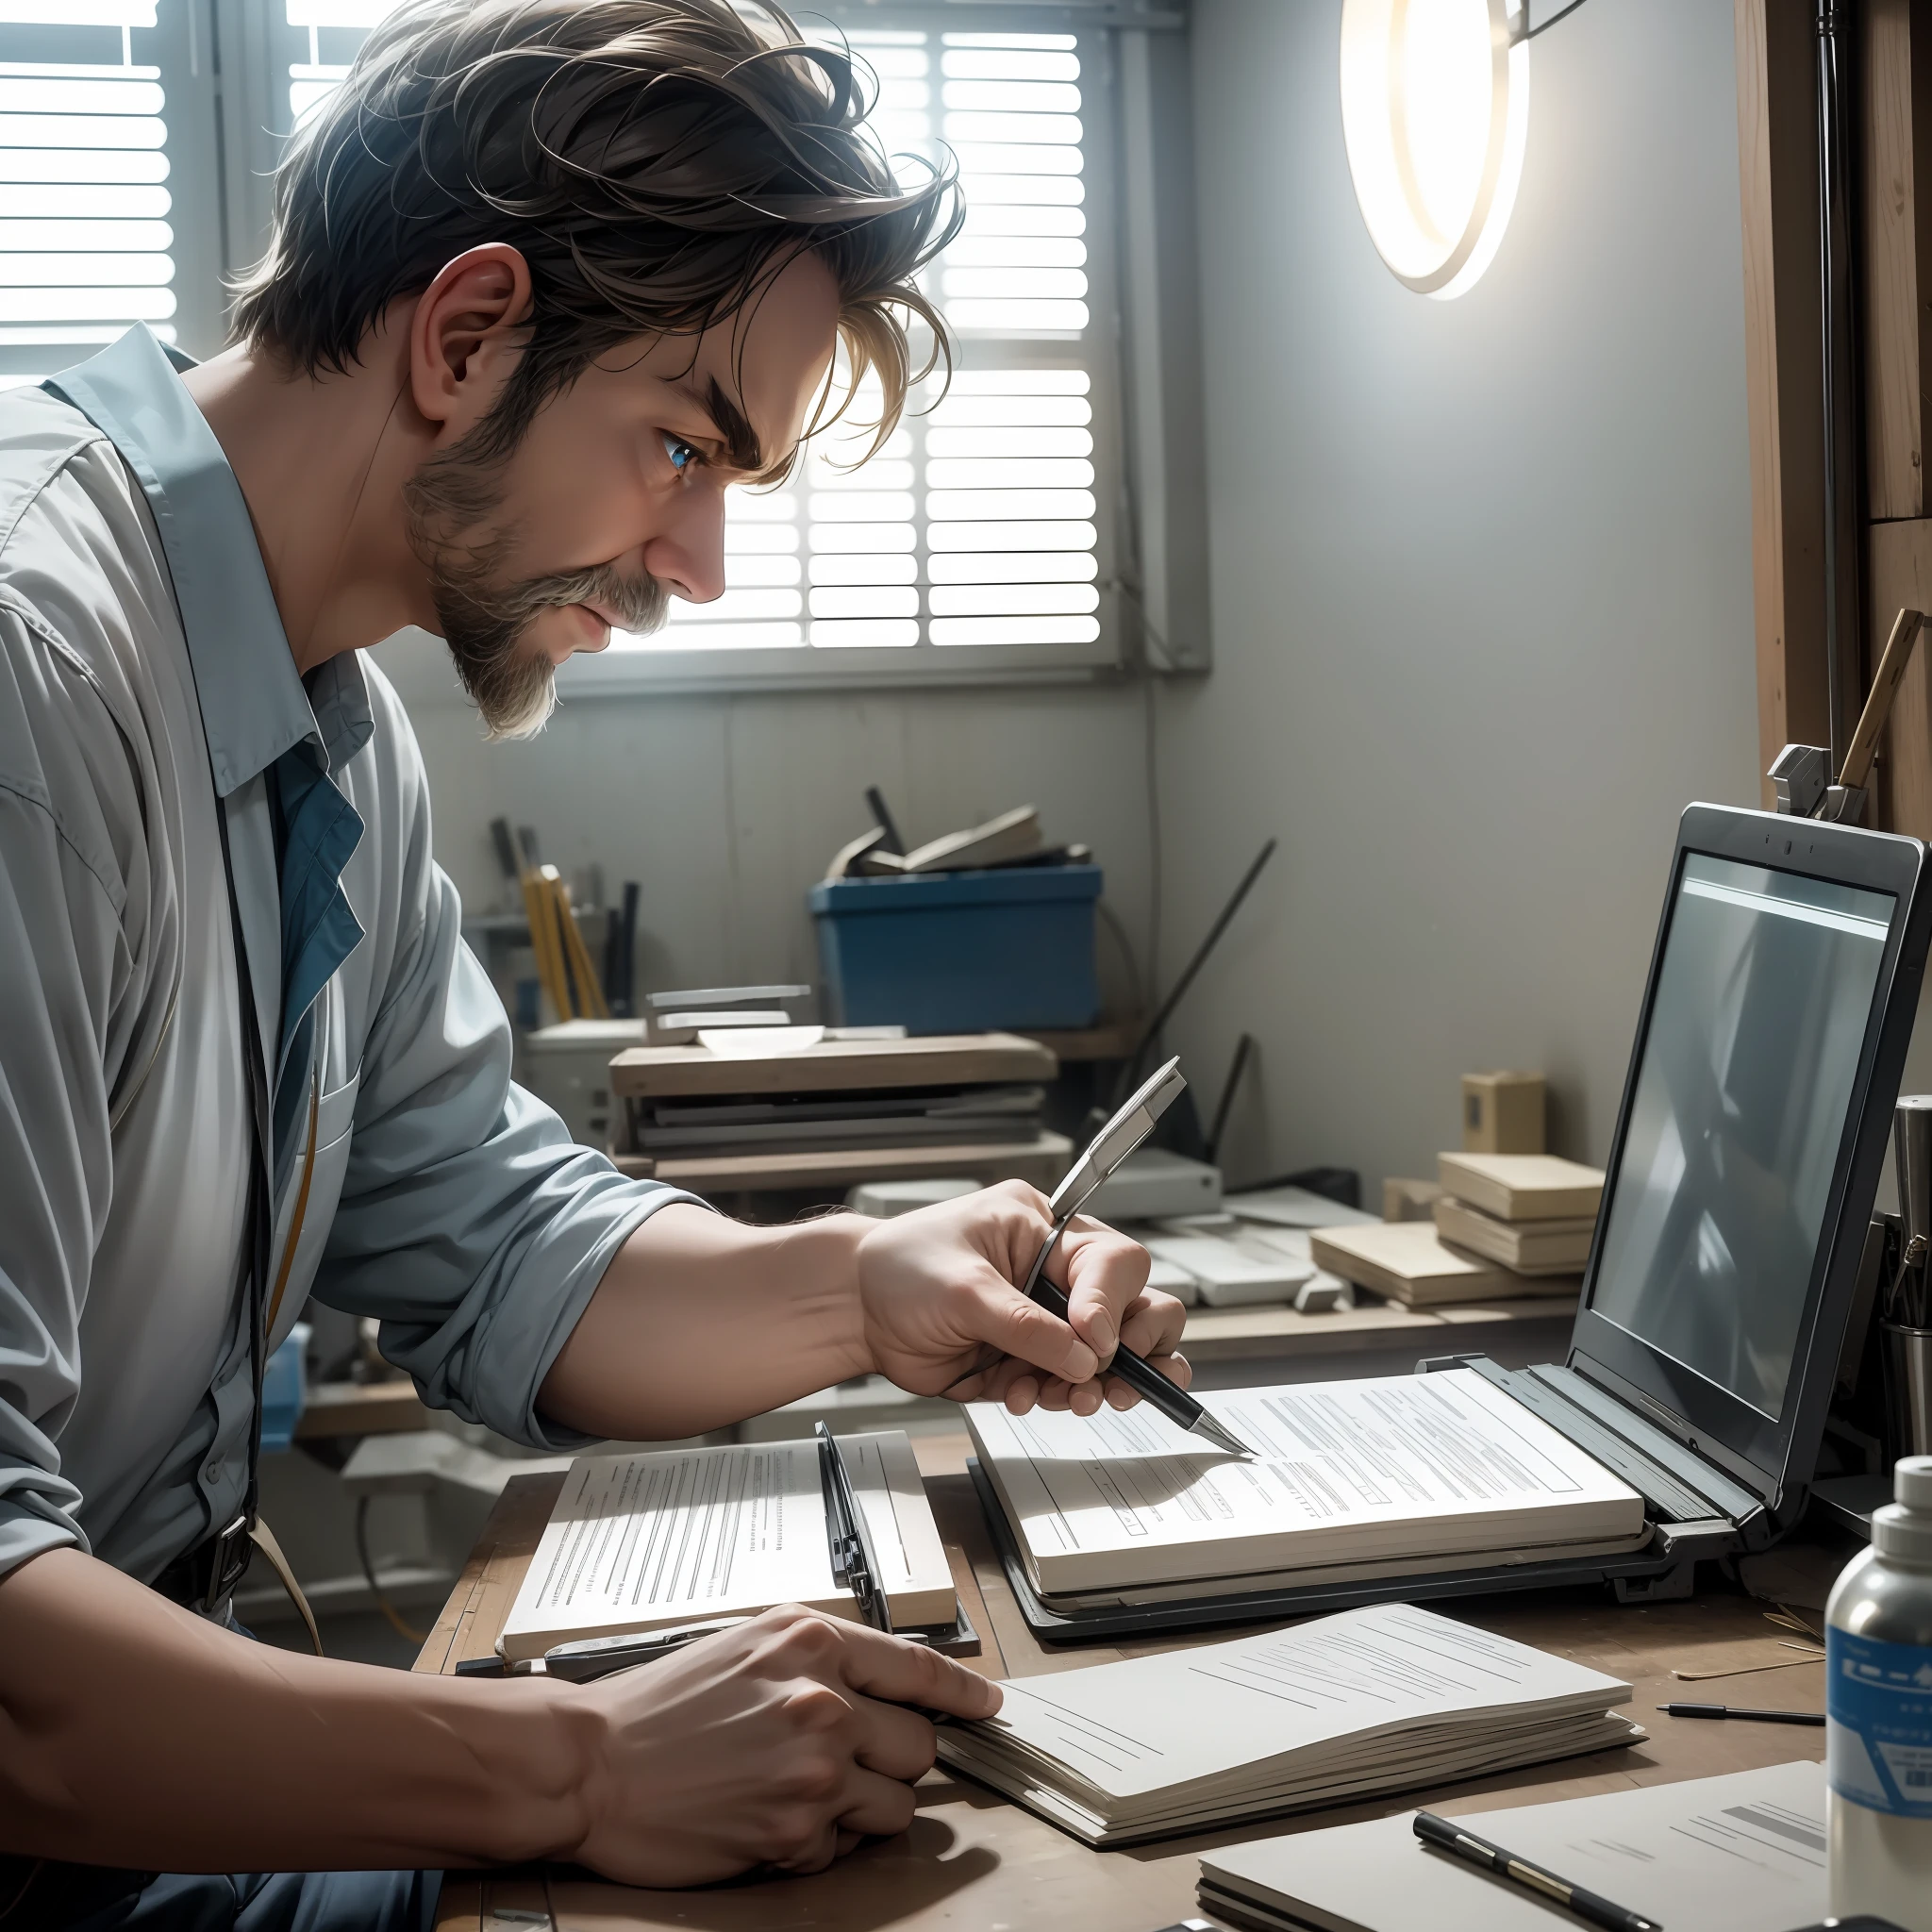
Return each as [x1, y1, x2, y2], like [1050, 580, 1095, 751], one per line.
[1200, 1757, 1826, 1932]
[498, 1431, 954, 1662]
[967, 1368, 1646, 1594]
[938, 1600, 1638, 1845]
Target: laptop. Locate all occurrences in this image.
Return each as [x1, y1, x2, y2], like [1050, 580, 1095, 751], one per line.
[974, 803, 1932, 1639]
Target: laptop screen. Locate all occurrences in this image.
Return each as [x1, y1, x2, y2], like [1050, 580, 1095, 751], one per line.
[1589, 852, 1895, 1422]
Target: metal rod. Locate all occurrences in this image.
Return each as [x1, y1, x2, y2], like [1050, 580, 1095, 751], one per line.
[1818, 0, 1863, 774]
[1113, 838, 1277, 1106]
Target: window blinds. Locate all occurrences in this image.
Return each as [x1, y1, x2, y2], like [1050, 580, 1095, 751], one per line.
[642, 27, 1105, 659]
[0, 0, 175, 388]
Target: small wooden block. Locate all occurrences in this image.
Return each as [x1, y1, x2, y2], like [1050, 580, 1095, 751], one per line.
[1309, 1220, 1570, 1307]
[1381, 1176, 1442, 1223]
[1461, 1070, 1546, 1154]
[1437, 1151, 1605, 1223]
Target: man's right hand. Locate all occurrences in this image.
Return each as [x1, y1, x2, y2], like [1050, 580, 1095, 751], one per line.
[565, 1605, 1003, 1885]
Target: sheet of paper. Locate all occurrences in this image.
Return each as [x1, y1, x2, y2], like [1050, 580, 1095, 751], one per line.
[945, 1601, 1629, 1805]
[1201, 1758, 1826, 1932]
[967, 1368, 1644, 1591]
[498, 1431, 951, 1660]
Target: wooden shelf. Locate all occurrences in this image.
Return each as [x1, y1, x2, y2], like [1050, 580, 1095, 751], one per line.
[1177, 1292, 1579, 1363]
[614, 1131, 1074, 1194]
[610, 1031, 1058, 1100]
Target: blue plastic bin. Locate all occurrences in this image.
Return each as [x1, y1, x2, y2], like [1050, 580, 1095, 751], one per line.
[808, 863, 1102, 1035]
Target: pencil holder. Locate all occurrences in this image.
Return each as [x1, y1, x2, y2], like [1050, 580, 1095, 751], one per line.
[1882, 1321, 1932, 1460]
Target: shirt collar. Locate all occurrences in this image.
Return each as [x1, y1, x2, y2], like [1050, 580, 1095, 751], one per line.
[45, 325, 373, 796]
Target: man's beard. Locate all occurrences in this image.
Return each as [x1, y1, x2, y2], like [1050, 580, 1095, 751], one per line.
[403, 426, 671, 740]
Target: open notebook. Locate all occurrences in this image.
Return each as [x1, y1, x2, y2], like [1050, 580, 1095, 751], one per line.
[965, 1369, 1648, 1604]
[937, 1601, 1639, 1846]
[497, 1431, 956, 1664]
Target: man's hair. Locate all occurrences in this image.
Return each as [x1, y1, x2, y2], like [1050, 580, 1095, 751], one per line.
[231, 0, 958, 466]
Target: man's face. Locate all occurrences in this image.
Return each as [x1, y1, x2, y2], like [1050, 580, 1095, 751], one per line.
[406, 249, 841, 736]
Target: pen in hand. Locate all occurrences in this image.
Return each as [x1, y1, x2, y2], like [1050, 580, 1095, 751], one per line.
[1413, 1810, 1663, 1932]
[944, 1056, 1257, 1459]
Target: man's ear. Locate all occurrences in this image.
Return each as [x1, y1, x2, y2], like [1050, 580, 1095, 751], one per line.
[408, 244, 535, 441]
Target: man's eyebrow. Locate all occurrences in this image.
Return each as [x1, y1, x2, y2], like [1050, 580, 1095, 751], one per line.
[689, 375, 764, 475]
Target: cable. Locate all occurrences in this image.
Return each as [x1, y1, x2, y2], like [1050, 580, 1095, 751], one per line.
[355, 1493, 427, 1644]
[1096, 898, 1146, 1022]
[1522, 0, 1591, 40]
[1205, 1032, 1257, 1168]
[1112, 837, 1279, 1108]
[1142, 671, 1163, 1006]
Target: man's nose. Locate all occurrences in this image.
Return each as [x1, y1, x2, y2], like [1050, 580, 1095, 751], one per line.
[641, 480, 728, 605]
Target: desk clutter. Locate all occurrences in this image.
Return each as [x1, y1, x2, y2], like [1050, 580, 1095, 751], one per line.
[606, 1027, 1073, 1192]
[937, 1601, 1640, 1848]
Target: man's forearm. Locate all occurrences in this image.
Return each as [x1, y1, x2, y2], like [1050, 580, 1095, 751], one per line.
[540, 1204, 872, 1441]
[0, 1546, 591, 1872]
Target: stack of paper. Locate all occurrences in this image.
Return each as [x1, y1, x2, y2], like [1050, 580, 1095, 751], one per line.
[965, 1369, 1650, 1606]
[496, 1432, 956, 1663]
[1198, 1758, 1825, 1932]
[937, 1602, 1639, 1846]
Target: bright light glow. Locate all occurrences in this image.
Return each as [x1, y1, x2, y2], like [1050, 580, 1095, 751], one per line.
[1339, 0, 1528, 299]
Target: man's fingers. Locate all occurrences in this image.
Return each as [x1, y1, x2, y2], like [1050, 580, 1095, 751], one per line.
[1118, 1288, 1187, 1365]
[836, 1765, 922, 1840]
[978, 1282, 1099, 1386]
[824, 1619, 1002, 1722]
[1052, 1218, 1150, 1363]
[853, 1692, 941, 1782]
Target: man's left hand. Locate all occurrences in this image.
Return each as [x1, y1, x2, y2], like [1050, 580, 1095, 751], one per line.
[853, 1181, 1189, 1415]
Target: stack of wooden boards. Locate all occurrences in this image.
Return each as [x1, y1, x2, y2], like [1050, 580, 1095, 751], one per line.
[607, 1030, 1073, 1193]
[1309, 1154, 1605, 1308]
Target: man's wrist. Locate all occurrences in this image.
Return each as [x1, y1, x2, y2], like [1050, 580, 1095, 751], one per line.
[454, 1677, 601, 1866]
[771, 1209, 876, 1383]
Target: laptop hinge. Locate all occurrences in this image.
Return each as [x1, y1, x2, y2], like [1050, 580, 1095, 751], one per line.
[1420, 1356, 1763, 1531]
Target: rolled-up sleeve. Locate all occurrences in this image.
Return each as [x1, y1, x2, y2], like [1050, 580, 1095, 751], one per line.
[0, 708, 129, 1576]
[316, 844, 698, 1451]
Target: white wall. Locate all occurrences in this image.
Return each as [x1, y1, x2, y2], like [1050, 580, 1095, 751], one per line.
[375, 635, 1156, 1006]
[1160, 0, 1764, 1192]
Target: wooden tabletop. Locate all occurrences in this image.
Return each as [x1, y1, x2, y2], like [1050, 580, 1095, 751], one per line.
[421, 1436, 1828, 1932]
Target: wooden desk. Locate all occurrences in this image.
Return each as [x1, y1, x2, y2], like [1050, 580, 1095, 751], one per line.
[420, 1438, 1826, 1932]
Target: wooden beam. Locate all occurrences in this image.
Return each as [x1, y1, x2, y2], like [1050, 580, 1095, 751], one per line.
[1862, 0, 1932, 522]
[1737, 0, 1831, 801]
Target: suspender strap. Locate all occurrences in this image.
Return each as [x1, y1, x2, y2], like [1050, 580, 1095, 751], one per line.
[153, 791, 274, 1615]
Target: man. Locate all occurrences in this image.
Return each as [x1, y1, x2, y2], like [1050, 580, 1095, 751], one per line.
[0, 3, 1189, 1925]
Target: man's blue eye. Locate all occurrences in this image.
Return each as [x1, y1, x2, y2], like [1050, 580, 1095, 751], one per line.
[662, 433, 696, 473]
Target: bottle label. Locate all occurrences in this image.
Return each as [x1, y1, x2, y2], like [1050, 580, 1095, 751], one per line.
[1828, 1625, 1932, 1818]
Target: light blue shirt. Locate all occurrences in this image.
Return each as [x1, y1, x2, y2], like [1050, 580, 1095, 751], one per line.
[0, 325, 691, 1588]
